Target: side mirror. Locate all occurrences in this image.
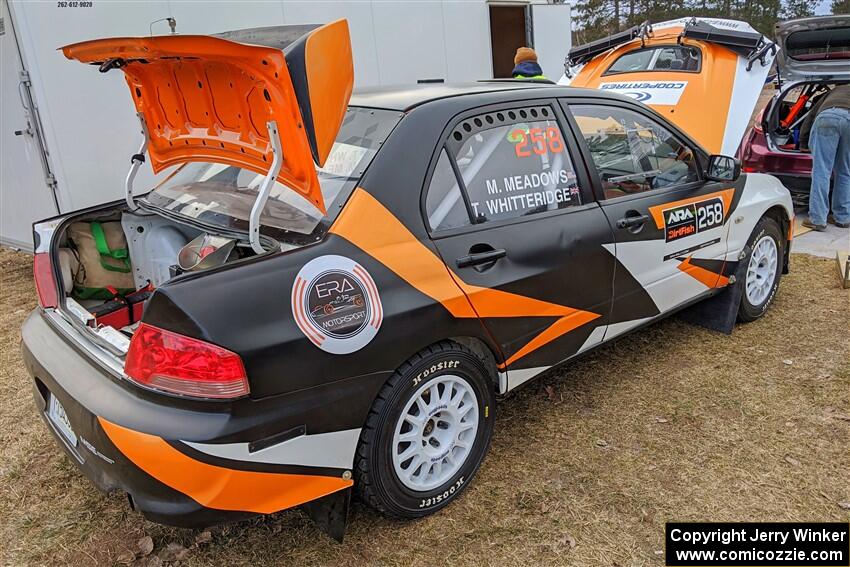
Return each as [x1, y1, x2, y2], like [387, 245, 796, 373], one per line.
[706, 154, 741, 182]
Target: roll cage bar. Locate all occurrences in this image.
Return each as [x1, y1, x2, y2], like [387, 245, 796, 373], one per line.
[124, 114, 283, 255]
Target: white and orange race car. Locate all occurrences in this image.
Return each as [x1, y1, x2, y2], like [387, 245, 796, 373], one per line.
[560, 17, 778, 156]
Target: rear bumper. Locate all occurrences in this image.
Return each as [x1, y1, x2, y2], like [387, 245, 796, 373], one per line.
[739, 129, 812, 194]
[21, 310, 353, 528]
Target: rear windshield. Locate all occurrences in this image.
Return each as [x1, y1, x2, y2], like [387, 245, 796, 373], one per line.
[604, 45, 701, 75]
[144, 107, 400, 240]
[786, 27, 850, 60]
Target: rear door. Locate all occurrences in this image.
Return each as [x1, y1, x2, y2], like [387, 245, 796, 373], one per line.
[425, 101, 615, 389]
[562, 99, 735, 339]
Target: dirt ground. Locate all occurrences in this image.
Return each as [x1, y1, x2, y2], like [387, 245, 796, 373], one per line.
[0, 245, 848, 567]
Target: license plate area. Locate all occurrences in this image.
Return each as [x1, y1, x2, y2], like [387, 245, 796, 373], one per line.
[47, 394, 78, 447]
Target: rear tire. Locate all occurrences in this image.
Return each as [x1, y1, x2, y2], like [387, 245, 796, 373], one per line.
[738, 216, 784, 323]
[354, 341, 495, 518]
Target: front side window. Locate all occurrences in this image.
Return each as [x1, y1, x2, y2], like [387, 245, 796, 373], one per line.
[426, 106, 581, 229]
[144, 107, 400, 240]
[605, 45, 701, 75]
[570, 105, 700, 199]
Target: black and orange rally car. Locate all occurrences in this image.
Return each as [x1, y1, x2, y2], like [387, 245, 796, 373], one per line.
[22, 21, 794, 540]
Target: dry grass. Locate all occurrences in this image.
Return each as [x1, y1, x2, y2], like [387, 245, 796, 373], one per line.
[0, 247, 848, 567]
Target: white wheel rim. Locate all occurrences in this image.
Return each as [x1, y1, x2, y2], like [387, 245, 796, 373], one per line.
[745, 235, 778, 306]
[392, 374, 479, 491]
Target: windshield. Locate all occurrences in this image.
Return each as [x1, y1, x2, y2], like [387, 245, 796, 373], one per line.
[144, 106, 400, 238]
[604, 45, 701, 75]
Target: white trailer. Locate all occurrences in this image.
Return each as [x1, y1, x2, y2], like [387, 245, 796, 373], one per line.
[1, 0, 571, 250]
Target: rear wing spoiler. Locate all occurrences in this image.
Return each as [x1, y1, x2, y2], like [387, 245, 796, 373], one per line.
[62, 21, 354, 252]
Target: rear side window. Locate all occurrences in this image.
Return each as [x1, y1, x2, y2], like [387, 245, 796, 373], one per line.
[426, 150, 469, 231]
[425, 106, 582, 230]
[604, 45, 701, 75]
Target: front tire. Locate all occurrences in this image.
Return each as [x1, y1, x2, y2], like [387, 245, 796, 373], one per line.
[738, 216, 784, 322]
[355, 341, 495, 518]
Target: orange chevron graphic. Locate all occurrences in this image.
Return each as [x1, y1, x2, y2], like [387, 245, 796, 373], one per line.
[677, 255, 729, 289]
[330, 188, 601, 367]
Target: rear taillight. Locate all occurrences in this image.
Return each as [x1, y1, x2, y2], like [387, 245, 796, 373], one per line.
[33, 253, 59, 308]
[124, 323, 249, 399]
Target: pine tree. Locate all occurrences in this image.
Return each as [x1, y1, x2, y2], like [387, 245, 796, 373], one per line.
[573, 0, 621, 43]
[780, 0, 816, 20]
[573, 0, 785, 44]
[736, 0, 781, 35]
[832, 0, 850, 13]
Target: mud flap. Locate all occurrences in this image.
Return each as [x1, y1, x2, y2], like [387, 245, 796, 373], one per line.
[676, 249, 750, 335]
[300, 487, 351, 543]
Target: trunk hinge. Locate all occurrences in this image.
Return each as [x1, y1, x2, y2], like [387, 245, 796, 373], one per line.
[248, 120, 283, 254]
[125, 113, 149, 212]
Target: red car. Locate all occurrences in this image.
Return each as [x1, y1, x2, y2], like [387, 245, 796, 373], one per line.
[738, 15, 850, 196]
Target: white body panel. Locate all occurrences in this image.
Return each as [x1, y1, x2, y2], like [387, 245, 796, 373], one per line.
[721, 54, 775, 156]
[504, 173, 793, 394]
[183, 428, 361, 471]
[724, 174, 794, 261]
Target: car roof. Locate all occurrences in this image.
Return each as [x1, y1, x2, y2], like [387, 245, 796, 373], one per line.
[349, 82, 607, 111]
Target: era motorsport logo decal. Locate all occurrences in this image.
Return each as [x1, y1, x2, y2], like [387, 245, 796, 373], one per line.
[292, 255, 382, 354]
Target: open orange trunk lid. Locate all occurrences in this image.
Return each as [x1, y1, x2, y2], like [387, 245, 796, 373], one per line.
[62, 20, 354, 214]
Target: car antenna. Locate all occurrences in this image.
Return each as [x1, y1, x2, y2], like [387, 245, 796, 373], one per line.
[149, 17, 177, 36]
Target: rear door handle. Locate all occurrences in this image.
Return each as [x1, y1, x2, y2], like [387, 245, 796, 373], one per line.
[616, 212, 650, 229]
[456, 248, 507, 268]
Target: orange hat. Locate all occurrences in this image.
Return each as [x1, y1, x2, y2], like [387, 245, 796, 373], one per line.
[514, 47, 538, 65]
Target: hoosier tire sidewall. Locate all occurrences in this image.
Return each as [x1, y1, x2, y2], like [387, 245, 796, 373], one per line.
[369, 347, 495, 517]
[738, 217, 784, 322]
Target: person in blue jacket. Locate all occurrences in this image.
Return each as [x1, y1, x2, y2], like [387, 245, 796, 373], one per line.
[511, 47, 546, 79]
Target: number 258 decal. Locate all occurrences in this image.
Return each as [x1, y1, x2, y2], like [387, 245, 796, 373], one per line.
[512, 127, 564, 158]
[663, 196, 725, 242]
[697, 200, 724, 231]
